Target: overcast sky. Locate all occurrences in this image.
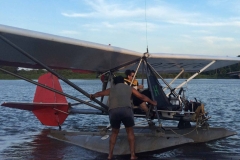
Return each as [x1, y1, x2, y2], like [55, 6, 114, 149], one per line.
[1, 0, 240, 56]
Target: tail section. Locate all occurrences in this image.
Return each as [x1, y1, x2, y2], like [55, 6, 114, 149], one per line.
[1, 73, 69, 127]
[32, 73, 69, 126]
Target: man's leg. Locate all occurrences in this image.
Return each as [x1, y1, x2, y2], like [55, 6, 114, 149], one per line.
[125, 127, 137, 160]
[108, 128, 119, 159]
[139, 89, 152, 114]
[140, 102, 148, 113]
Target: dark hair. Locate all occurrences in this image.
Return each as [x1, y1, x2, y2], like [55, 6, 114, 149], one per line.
[113, 76, 124, 84]
[125, 69, 135, 77]
[125, 69, 131, 76]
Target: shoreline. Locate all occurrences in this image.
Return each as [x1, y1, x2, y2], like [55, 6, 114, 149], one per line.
[0, 73, 238, 80]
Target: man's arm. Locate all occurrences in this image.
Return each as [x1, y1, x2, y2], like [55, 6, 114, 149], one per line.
[90, 89, 110, 99]
[132, 88, 157, 106]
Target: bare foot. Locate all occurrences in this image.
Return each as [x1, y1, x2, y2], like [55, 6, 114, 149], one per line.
[130, 156, 138, 160]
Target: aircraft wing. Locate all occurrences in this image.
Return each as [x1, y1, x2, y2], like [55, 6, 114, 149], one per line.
[145, 54, 240, 73]
[0, 24, 240, 73]
[0, 24, 141, 72]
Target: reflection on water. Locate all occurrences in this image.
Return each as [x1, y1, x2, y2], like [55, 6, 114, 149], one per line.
[0, 79, 239, 159]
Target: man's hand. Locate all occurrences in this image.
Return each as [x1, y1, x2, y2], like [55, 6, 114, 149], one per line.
[152, 100, 157, 106]
[90, 94, 95, 100]
[138, 85, 144, 89]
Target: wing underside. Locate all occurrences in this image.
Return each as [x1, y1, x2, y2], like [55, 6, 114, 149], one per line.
[0, 24, 239, 73]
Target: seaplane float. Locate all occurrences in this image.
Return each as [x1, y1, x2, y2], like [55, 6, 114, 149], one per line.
[0, 24, 239, 155]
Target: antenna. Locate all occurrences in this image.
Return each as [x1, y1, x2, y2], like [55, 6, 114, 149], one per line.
[145, 0, 149, 53]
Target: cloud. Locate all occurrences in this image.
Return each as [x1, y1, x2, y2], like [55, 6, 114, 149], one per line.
[101, 21, 157, 31]
[61, 12, 95, 18]
[168, 19, 240, 27]
[193, 30, 211, 34]
[202, 36, 234, 44]
[61, 0, 240, 31]
[80, 20, 157, 32]
[62, 0, 145, 18]
[61, 0, 195, 19]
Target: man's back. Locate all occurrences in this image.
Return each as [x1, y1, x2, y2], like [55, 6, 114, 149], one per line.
[109, 83, 132, 110]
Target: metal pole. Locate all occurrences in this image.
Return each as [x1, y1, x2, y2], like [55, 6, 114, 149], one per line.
[163, 69, 184, 91]
[167, 60, 216, 96]
[147, 62, 178, 97]
[98, 58, 141, 78]
[141, 59, 144, 85]
[0, 34, 108, 110]
[130, 58, 143, 86]
[143, 58, 162, 126]
[0, 67, 107, 113]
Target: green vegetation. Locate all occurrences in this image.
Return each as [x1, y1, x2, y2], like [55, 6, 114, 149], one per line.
[0, 60, 240, 80]
[0, 66, 97, 79]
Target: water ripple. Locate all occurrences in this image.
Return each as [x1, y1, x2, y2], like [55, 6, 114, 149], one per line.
[0, 79, 240, 159]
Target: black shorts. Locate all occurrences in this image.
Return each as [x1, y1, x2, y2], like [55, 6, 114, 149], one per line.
[109, 107, 134, 129]
[132, 89, 151, 106]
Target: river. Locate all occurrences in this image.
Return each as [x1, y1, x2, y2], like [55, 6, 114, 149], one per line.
[0, 79, 239, 159]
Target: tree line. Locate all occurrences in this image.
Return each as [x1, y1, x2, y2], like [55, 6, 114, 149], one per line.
[0, 59, 240, 80]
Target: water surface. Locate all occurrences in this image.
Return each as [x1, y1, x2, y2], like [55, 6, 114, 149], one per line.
[0, 79, 239, 159]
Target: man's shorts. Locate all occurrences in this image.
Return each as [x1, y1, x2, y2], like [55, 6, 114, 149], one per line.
[109, 107, 134, 129]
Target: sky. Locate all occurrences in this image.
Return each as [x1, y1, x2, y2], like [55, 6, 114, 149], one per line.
[1, 0, 240, 57]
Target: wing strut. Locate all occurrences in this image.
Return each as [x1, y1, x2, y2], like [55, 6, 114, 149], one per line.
[163, 69, 184, 91]
[147, 61, 178, 97]
[0, 68, 107, 112]
[0, 34, 108, 112]
[98, 58, 141, 78]
[130, 58, 143, 86]
[143, 57, 162, 127]
[167, 60, 216, 96]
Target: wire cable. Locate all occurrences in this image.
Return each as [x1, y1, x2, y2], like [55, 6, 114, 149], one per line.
[145, 0, 149, 53]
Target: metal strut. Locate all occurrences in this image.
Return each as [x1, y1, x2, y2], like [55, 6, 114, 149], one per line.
[163, 69, 184, 91]
[167, 60, 216, 96]
[0, 68, 107, 113]
[98, 58, 142, 78]
[146, 62, 187, 111]
[147, 62, 178, 97]
[143, 58, 162, 127]
[0, 34, 108, 111]
[130, 58, 143, 86]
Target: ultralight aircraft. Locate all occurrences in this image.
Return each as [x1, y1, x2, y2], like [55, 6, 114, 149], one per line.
[0, 24, 239, 154]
